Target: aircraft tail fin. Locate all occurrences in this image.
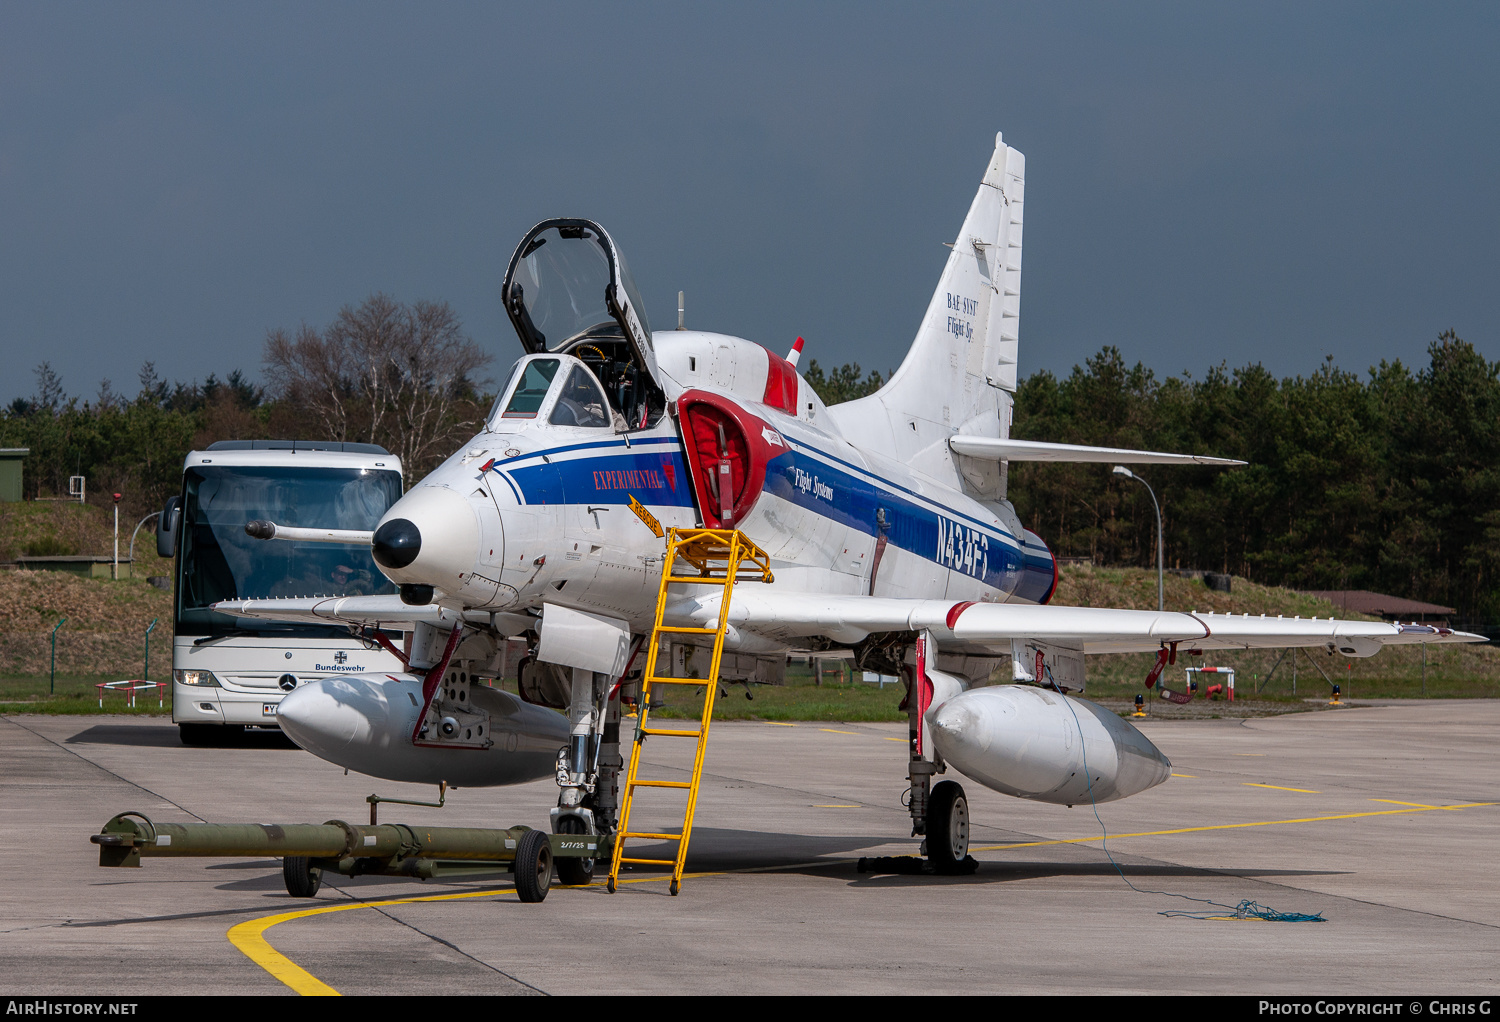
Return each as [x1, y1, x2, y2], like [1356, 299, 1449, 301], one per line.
[828, 134, 1025, 474]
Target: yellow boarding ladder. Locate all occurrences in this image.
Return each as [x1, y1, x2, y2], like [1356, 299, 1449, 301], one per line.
[607, 527, 773, 895]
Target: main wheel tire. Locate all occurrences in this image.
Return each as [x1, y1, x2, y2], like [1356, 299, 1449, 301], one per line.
[553, 817, 595, 886]
[514, 829, 553, 903]
[283, 856, 322, 897]
[925, 780, 970, 870]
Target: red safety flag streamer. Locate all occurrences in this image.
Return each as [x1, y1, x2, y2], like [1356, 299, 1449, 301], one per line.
[1145, 646, 1171, 689]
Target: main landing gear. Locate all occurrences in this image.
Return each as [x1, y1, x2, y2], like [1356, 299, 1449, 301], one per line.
[857, 653, 977, 877]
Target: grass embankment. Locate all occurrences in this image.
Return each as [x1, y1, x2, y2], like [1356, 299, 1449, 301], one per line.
[1, 501, 176, 713]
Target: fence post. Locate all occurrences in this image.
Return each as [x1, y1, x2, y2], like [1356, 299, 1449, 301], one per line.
[50, 618, 67, 695]
[144, 619, 158, 682]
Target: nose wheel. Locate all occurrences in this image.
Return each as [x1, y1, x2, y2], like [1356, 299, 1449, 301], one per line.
[925, 780, 970, 871]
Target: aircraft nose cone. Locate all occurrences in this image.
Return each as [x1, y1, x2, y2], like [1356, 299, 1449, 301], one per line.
[372, 518, 421, 569]
[369, 486, 480, 587]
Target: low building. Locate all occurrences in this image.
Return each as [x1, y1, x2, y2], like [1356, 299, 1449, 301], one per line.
[0, 449, 28, 502]
[1299, 589, 1454, 626]
[13, 555, 133, 579]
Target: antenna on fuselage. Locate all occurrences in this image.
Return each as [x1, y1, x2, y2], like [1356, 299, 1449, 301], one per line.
[785, 336, 804, 367]
[677, 290, 685, 330]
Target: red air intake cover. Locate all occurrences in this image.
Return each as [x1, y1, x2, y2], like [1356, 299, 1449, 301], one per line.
[676, 390, 777, 528]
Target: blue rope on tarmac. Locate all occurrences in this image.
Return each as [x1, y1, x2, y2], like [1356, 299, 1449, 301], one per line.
[1050, 668, 1326, 923]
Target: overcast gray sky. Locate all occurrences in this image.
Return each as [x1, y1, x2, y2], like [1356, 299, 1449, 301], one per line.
[2, 2, 1497, 406]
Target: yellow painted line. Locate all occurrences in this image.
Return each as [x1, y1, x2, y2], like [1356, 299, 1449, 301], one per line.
[1371, 799, 1435, 808]
[1244, 783, 1320, 793]
[767, 722, 797, 727]
[970, 802, 1495, 852]
[818, 728, 859, 735]
[228, 885, 517, 995]
[883, 737, 907, 742]
[1171, 773, 1197, 778]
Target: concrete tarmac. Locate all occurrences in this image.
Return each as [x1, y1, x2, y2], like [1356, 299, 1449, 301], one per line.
[1, 701, 1497, 996]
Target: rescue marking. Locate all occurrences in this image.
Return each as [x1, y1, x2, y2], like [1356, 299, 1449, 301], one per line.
[627, 494, 664, 538]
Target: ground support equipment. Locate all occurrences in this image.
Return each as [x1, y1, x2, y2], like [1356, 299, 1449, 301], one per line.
[607, 527, 773, 895]
[90, 812, 600, 903]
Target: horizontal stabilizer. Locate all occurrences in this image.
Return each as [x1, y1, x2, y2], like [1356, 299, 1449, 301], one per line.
[949, 436, 1245, 466]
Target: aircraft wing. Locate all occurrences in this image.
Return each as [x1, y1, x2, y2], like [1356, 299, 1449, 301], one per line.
[212, 595, 532, 634]
[666, 591, 1483, 657]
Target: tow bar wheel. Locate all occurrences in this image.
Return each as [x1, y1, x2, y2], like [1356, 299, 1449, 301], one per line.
[283, 856, 323, 898]
[514, 829, 553, 903]
[926, 780, 969, 868]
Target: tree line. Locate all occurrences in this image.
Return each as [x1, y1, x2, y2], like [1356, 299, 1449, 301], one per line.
[0, 295, 491, 523]
[1008, 333, 1500, 629]
[2, 303, 1493, 626]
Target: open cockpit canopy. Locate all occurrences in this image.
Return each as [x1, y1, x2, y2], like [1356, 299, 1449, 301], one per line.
[502, 219, 665, 428]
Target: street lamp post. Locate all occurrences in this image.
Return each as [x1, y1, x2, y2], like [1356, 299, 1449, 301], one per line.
[1113, 466, 1163, 612]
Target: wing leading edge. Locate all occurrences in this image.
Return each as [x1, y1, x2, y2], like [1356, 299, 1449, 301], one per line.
[212, 595, 532, 634]
[666, 591, 1483, 657]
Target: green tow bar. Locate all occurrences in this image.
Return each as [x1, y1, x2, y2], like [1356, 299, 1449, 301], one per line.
[90, 812, 600, 904]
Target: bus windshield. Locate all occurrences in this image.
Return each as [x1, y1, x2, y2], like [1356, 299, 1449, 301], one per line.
[176, 465, 403, 637]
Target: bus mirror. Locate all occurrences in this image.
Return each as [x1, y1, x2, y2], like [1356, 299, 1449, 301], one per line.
[157, 496, 181, 559]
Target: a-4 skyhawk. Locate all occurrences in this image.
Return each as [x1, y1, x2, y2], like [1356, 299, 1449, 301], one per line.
[213, 133, 1483, 882]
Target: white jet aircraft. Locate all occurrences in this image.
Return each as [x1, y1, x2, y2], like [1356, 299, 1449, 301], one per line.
[218, 133, 1483, 881]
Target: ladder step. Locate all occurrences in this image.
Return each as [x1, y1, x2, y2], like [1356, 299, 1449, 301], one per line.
[609, 528, 776, 895]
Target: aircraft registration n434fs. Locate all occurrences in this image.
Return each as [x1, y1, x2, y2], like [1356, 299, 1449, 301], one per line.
[217, 133, 1483, 875]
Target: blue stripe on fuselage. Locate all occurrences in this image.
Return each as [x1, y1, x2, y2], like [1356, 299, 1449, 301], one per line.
[762, 447, 1023, 590]
[502, 443, 697, 508]
[487, 431, 1051, 598]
